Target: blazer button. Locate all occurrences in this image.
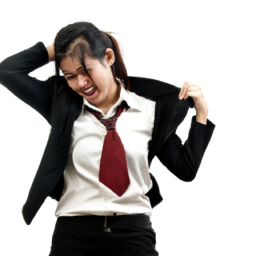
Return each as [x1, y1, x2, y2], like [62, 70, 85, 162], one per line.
[104, 227, 111, 232]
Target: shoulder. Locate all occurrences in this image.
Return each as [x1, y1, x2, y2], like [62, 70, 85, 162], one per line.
[127, 90, 155, 107]
[126, 90, 156, 122]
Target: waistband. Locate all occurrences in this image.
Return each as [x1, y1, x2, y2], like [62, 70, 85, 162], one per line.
[57, 213, 151, 231]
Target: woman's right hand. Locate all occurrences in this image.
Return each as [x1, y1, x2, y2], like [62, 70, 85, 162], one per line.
[46, 42, 55, 62]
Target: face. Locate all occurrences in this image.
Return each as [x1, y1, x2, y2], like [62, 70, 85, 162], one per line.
[60, 49, 120, 110]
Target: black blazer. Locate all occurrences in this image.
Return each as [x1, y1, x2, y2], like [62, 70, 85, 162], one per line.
[0, 42, 215, 225]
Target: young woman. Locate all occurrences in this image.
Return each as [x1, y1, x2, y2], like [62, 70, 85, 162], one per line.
[0, 21, 215, 255]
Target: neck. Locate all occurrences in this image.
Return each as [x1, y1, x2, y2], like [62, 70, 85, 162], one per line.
[99, 82, 121, 115]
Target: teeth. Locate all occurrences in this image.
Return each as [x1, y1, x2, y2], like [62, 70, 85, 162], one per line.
[84, 86, 95, 93]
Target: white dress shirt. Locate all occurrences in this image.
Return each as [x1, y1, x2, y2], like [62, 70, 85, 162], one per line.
[55, 83, 156, 217]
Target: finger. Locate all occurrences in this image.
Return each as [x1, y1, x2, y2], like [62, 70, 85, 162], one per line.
[184, 90, 203, 101]
[180, 82, 201, 99]
[179, 81, 187, 99]
[186, 85, 200, 94]
[183, 82, 196, 99]
[184, 85, 202, 100]
[180, 81, 190, 99]
[181, 82, 191, 99]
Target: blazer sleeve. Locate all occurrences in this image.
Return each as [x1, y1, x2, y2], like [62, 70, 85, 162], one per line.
[0, 42, 55, 123]
[156, 115, 215, 181]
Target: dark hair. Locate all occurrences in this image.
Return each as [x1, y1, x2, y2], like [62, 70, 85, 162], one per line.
[54, 21, 130, 90]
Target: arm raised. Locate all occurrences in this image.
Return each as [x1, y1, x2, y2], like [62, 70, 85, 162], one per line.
[0, 42, 56, 123]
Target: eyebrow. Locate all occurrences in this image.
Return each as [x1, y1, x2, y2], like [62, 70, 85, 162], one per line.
[62, 65, 89, 75]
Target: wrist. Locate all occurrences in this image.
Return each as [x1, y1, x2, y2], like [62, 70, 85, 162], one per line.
[196, 110, 208, 125]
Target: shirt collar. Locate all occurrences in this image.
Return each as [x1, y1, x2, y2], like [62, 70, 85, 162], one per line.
[83, 81, 142, 116]
[120, 82, 142, 112]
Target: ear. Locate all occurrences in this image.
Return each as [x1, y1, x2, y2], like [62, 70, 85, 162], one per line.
[104, 48, 115, 66]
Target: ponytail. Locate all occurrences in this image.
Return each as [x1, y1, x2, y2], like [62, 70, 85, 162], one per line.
[102, 32, 130, 90]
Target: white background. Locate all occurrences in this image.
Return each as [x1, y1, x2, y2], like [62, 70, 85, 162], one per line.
[0, 0, 255, 255]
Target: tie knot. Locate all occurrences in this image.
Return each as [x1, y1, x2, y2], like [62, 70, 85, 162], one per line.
[100, 116, 118, 130]
[84, 101, 130, 131]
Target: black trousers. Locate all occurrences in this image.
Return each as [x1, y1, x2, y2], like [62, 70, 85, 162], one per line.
[49, 214, 159, 256]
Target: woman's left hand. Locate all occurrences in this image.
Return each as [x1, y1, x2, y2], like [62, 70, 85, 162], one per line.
[179, 81, 208, 125]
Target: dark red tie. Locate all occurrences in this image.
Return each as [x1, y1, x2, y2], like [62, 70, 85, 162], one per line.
[84, 101, 130, 197]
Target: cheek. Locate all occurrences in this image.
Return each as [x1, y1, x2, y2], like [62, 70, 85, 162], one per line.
[92, 69, 110, 87]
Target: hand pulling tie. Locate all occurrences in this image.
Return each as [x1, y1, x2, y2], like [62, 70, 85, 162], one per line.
[84, 101, 130, 197]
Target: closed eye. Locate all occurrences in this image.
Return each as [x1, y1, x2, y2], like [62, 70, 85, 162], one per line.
[66, 69, 91, 80]
[67, 75, 75, 80]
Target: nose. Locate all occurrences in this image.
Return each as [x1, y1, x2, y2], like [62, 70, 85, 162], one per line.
[77, 74, 88, 88]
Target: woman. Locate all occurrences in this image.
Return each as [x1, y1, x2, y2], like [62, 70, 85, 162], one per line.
[0, 21, 215, 255]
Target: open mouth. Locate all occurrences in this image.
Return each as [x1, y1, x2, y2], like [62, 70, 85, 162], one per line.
[82, 86, 97, 96]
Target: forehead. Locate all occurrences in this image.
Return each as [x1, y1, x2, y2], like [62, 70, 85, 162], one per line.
[60, 56, 96, 72]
